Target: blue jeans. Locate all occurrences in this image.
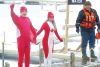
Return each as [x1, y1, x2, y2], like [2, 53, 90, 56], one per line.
[81, 27, 95, 56]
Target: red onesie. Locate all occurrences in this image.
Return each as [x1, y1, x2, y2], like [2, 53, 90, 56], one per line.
[37, 21, 63, 58]
[10, 4, 36, 67]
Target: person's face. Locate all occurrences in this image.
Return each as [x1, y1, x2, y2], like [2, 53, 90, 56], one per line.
[48, 17, 54, 22]
[84, 5, 91, 10]
[20, 11, 27, 17]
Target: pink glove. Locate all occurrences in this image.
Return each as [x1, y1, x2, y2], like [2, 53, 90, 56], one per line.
[10, 3, 14, 10]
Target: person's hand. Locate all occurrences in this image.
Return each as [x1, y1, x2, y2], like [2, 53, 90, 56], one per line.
[97, 24, 100, 32]
[35, 29, 37, 32]
[75, 23, 80, 34]
[60, 37, 64, 42]
[60, 38, 63, 42]
[10, 3, 14, 10]
[76, 27, 79, 34]
[97, 27, 100, 32]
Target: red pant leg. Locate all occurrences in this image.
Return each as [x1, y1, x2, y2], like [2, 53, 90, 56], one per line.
[17, 37, 25, 67]
[25, 42, 30, 67]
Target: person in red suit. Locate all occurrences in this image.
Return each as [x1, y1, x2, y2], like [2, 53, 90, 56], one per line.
[37, 12, 63, 67]
[10, 3, 36, 67]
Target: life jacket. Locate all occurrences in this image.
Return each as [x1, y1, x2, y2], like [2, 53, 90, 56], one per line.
[80, 8, 96, 28]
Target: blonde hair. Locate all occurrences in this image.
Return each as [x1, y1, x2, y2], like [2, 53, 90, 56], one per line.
[47, 19, 57, 29]
[52, 21, 57, 29]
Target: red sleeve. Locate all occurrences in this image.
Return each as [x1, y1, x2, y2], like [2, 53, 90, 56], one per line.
[10, 8, 19, 26]
[37, 23, 45, 36]
[54, 29, 63, 42]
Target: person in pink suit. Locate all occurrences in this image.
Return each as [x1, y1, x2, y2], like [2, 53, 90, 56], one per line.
[10, 3, 36, 67]
[37, 12, 63, 67]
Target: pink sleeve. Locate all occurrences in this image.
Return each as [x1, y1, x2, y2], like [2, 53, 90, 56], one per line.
[54, 29, 63, 42]
[10, 9, 19, 26]
[30, 23, 37, 44]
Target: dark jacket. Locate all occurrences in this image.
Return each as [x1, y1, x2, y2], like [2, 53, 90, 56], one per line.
[76, 8, 99, 29]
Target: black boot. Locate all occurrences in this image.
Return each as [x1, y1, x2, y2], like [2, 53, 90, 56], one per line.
[90, 49, 97, 62]
[82, 56, 90, 65]
[81, 48, 90, 65]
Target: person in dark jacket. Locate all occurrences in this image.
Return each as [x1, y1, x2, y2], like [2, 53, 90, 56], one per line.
[76, 1, 100, 65]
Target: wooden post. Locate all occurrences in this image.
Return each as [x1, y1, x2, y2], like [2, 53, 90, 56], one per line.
[62, 0, 69, 53]
[70, 52, 75, 67]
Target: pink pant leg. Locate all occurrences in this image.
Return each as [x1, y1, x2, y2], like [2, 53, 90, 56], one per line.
[17, 37, 25, 67]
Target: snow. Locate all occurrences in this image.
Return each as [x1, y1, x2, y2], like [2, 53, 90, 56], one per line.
[0, 60, 39, 67]
[0, 0, 100, 54]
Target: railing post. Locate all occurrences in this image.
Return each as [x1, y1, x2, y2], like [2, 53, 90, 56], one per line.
[2, 32, 5, 67]
[70, 52, 75, 67]
[5, 62, 10, 67]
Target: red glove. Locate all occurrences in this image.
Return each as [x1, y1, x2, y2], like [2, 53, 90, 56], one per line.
[10, 3, 14, 10]
[60, 38, 63, 42]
